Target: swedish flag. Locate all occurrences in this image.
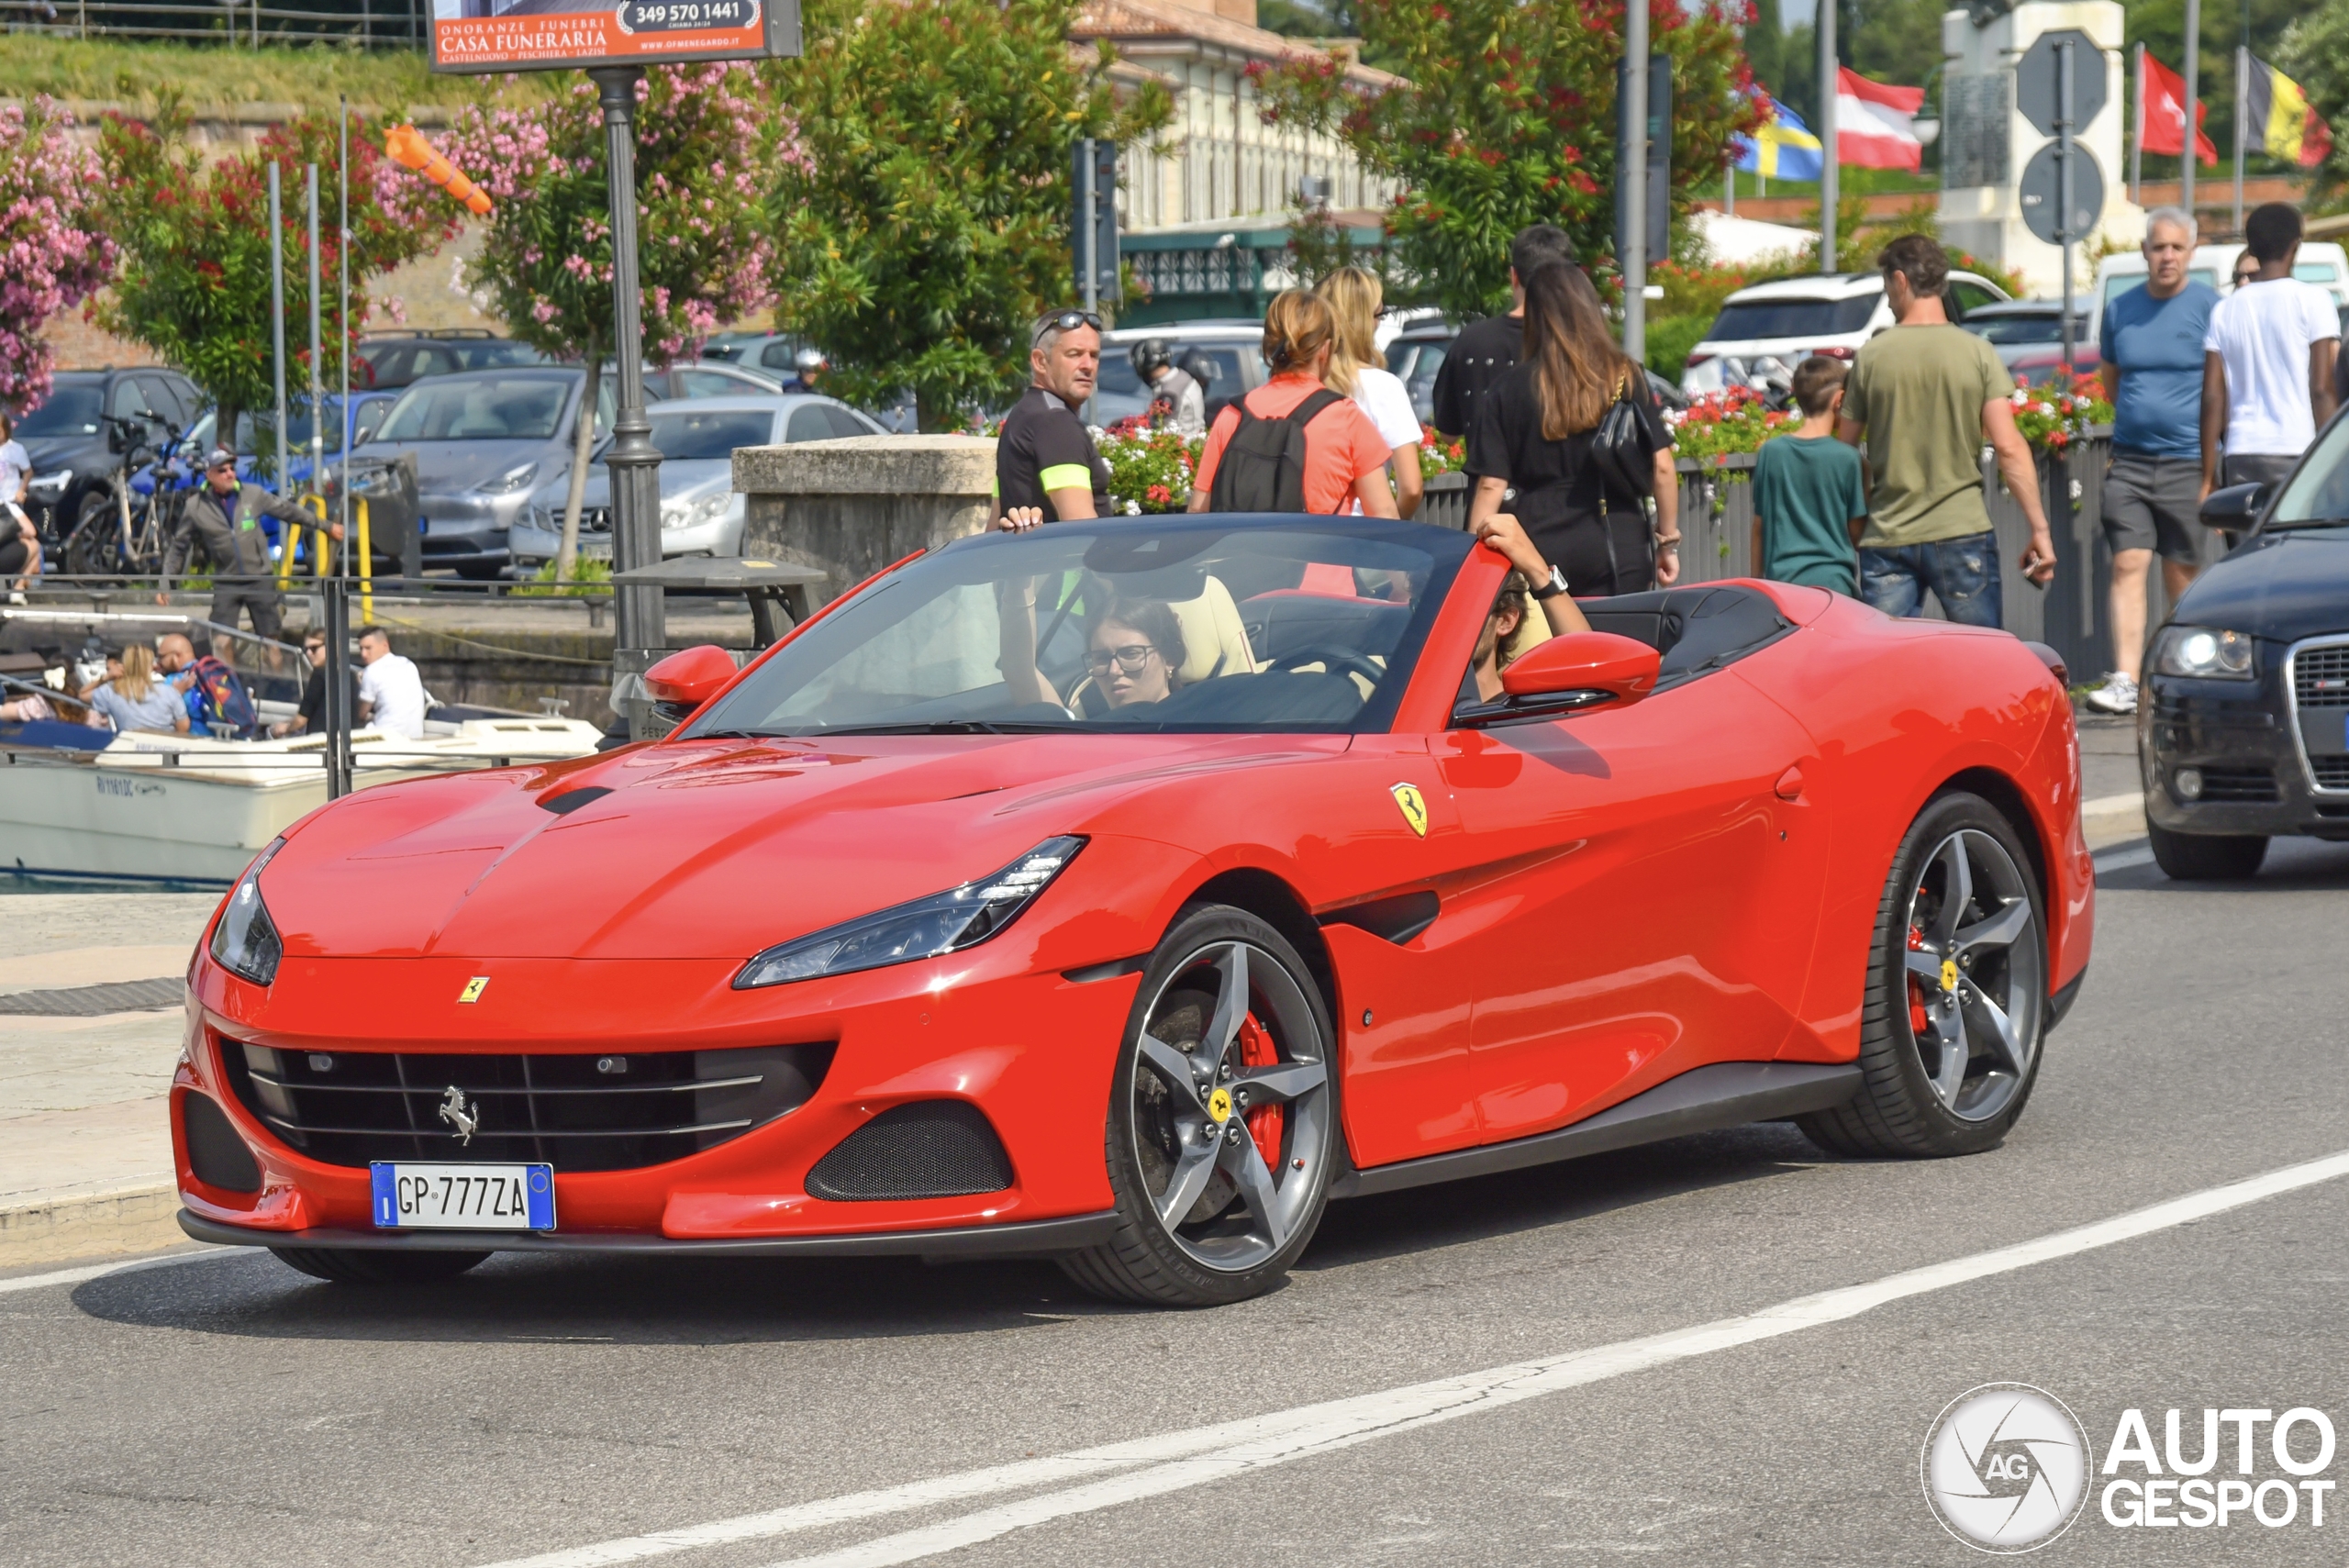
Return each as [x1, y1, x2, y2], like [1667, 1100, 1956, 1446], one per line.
[1731, 97, 1825, 182]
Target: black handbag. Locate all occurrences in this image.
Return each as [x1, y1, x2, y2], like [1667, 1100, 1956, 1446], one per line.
[1589, 374, 1657, 506]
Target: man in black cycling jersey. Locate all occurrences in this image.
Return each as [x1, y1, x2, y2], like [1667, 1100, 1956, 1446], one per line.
[997, 309, 1114, 530]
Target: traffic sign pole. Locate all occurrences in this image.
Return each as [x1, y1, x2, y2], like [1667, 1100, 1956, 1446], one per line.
[2059, 35, 2075, 374]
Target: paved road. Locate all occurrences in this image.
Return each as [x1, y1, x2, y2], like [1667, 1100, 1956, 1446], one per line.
[8, 834, 2348, 1568]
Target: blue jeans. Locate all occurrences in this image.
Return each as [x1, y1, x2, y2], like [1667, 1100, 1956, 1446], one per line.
[1859, 534, 2004, 628]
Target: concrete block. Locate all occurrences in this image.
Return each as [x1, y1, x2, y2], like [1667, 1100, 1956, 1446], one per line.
[0, 1181, 184, 1267]
[735, 436, 997, 606]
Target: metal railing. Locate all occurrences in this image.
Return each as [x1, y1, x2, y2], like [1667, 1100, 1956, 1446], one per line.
[5, 0, 422, 48]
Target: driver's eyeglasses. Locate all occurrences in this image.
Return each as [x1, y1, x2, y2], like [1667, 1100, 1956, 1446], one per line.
[1034, 310, 1106, 347]
[1084, 643, 1160, 673]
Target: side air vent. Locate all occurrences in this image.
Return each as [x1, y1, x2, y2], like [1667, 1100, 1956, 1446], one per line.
[1320, 889, 1440, 945]
[183, 1092, 262, 1193]
[806, 1102, 1014, 1201]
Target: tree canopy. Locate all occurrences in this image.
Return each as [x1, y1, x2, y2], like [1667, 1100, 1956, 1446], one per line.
[0, 97, 114, 415]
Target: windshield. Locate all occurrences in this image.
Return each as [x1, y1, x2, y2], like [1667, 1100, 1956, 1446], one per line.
[18, 384, 104, 438]
[1965, 313, 2075, 345]
[2102, 269, 2221, 306]
[686, 518, 1467, 738]
[375, 376, 570, 442]
[2264, 422, 2349, 528]
[648, 408, 775, 460]
[1706, 294, 1880, 340]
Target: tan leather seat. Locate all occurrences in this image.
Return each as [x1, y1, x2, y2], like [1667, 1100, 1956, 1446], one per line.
[1164, 575, 1259, 681]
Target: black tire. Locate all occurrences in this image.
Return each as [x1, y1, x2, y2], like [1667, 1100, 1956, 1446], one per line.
[271, 1247, 490, 1284]
[1799, 791, 2048, 1159]
[1061, 905, 1339, 1307]
[2146, 820, 2267, 881]
[63, 491, 124, 576]
[455, 561, 506, 582]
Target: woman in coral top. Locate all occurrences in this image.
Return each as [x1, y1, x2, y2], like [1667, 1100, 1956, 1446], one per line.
[1189, 291, 1400, 517]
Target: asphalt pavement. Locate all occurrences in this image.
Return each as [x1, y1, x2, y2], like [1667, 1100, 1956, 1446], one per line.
[7, 769, 2347, 1567]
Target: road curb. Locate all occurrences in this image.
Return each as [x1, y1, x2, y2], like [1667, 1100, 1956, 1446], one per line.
[0, 1182, 184, 1267]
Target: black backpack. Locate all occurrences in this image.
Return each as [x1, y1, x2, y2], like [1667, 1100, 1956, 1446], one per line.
[1206, 388, 1348, 513]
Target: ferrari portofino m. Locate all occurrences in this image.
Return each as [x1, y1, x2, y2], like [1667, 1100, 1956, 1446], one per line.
[173, 517, 2092, 1306]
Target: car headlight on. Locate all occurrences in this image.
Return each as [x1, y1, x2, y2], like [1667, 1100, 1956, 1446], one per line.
[209, 838, 287, 985]
[661, 491, 731, 531]
[2153, 626, 2255, 680]
[734, 837, 1085, 989]
[478, 462, 540, 495]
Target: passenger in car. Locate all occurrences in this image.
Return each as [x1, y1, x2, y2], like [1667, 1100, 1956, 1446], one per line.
[1466, 513, 1590, 703]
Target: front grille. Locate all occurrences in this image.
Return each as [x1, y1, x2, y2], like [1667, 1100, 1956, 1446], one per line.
[806, 1102, 1013, 1201]
[183, 1092, 262, 1193]
[2313, 758, 2349, 791]
[220, 1040, 833, 1173]
[2195, 764, 2280, 803]
[2295, 644, 2349, 708]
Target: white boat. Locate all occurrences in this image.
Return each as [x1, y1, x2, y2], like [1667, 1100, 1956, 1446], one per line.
[1, 713, 607, 885]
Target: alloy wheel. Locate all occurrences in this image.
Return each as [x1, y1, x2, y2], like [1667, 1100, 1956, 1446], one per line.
[1900, 828, 2043, 1123]
[1128, 940, 1331, 1273]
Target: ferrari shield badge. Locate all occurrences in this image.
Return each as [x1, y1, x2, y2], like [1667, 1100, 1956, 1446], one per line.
[1390, 783, 1430, 838]
[458, 976, 490, 1004]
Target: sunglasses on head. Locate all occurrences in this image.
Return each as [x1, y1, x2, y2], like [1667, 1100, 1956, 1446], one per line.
[1035, 310, 1105, 347]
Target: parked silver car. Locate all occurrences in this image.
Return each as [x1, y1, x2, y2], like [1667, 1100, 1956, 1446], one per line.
[511, 394, 884, 568]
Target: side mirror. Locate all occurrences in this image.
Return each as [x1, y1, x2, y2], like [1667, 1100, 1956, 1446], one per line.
[1498, 631, 1661, 708]
[642, 644, 739, 720]
[2200, 481, 2273, 531]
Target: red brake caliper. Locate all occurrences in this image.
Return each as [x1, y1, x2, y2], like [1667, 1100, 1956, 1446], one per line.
[1906, 925, 1932, 1036]
[1235, 1013, 1286, 1169]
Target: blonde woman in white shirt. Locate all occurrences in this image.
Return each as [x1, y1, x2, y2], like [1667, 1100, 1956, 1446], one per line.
[1317, 267, 1425, 518]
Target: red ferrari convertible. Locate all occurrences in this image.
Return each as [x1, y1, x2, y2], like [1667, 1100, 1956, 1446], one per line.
[174, 517, 2092, 1306]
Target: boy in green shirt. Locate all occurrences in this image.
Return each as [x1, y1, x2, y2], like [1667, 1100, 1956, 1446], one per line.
[1751, 357, 1867, 596]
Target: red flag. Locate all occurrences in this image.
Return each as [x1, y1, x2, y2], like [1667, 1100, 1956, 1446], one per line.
[2140, 52, 2219, 166]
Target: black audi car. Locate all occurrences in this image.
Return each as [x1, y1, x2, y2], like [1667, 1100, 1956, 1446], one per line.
[2151, 421, 2349, 877]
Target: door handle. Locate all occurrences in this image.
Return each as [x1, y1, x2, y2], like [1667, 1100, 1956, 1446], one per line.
[1774, 764, 1805, 802]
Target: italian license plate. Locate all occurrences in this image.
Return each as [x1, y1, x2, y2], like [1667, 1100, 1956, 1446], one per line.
[370, 1162, 555, 1230]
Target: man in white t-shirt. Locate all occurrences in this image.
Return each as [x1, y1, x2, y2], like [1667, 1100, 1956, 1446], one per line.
[2201, 202, 2341, 504]
[355, 626, 429, 740]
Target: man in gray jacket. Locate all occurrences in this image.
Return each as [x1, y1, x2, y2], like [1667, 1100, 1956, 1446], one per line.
[163, 448, 326, 646]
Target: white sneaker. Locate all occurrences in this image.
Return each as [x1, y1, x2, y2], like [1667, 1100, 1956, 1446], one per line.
[2084, 673, 2138, 715]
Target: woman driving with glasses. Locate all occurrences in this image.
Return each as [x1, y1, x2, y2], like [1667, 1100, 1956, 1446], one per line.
[1085, 599, 1188, 709]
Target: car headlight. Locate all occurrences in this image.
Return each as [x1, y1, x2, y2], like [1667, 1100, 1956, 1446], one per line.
[661, 491, 731, 531]
[2153, 626, 2255, 680]
[478, 462, 540, 495]
[734, 837, 1085, 989]
[209, 838, 287, 985]
[26, 469, 70, 499]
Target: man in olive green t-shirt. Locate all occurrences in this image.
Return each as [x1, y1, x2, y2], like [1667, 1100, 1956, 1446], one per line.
[1837, 235, 2057, 628]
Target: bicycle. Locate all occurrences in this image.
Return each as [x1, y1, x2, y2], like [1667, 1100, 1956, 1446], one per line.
[61, 412, 195, 578]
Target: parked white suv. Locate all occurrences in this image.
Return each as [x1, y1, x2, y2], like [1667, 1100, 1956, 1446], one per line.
[1680, 270, 2011, 396]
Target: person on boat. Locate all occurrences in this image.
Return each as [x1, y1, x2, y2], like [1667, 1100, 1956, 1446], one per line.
[83, 643, 188, 735]
[355, 626, 428, 740]
[271, 629, 360, 738]
[156, 632, 260, 739]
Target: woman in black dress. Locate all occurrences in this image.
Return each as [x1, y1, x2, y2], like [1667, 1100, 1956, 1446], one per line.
[1465, 262, 1680, 595]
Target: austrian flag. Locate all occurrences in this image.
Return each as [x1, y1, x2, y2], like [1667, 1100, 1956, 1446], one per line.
[1836, 67, 1925, 172]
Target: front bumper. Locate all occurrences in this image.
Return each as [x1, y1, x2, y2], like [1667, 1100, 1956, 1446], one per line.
[179, 1208, 1116, 1258]
[172, 942, 1141, 1250]
[2140, 668, 2349, 839]
[416, 492, 523, 571]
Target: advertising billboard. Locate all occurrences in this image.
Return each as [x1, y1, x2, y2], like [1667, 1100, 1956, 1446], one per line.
[429, 0, 798, 74]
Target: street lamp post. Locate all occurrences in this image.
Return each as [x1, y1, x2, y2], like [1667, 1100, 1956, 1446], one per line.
[590, 66, 665, 666]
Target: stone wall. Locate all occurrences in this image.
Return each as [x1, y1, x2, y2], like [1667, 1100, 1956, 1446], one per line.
[734, 436, 997, 607]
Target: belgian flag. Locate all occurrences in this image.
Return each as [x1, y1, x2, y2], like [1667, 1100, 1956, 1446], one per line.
[2245, 56, 2333, 168]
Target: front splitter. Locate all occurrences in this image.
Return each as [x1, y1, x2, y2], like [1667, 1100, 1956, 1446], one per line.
[179, 1207, 1118, 1260]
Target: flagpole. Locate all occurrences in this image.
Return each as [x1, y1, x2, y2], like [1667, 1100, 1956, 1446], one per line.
[2234, 46, 2246, 236]
[1819, 4, 1837, 273]
[2131, 42, 2143, 204]
[2183, 0, 2199, 226]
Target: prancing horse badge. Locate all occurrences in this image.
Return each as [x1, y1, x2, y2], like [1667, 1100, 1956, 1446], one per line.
[1390, 783, 1429, 838]
[458, 976, 490, 1004]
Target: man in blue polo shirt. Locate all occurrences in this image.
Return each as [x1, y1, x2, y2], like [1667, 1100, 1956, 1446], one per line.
[2086, 208, 2221, 715]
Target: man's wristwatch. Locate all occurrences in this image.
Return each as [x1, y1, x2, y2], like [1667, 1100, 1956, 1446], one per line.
[1529, 564, 1569, 601]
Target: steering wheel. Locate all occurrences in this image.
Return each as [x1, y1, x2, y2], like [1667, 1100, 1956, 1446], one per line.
[1262, 644, 1386, 687]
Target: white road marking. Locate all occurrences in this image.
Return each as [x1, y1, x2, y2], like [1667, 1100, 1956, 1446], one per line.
[0, 1247, 226, 1297]
[479, 1148, 2349, 1568]
[2081, 791, 2144, 817]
